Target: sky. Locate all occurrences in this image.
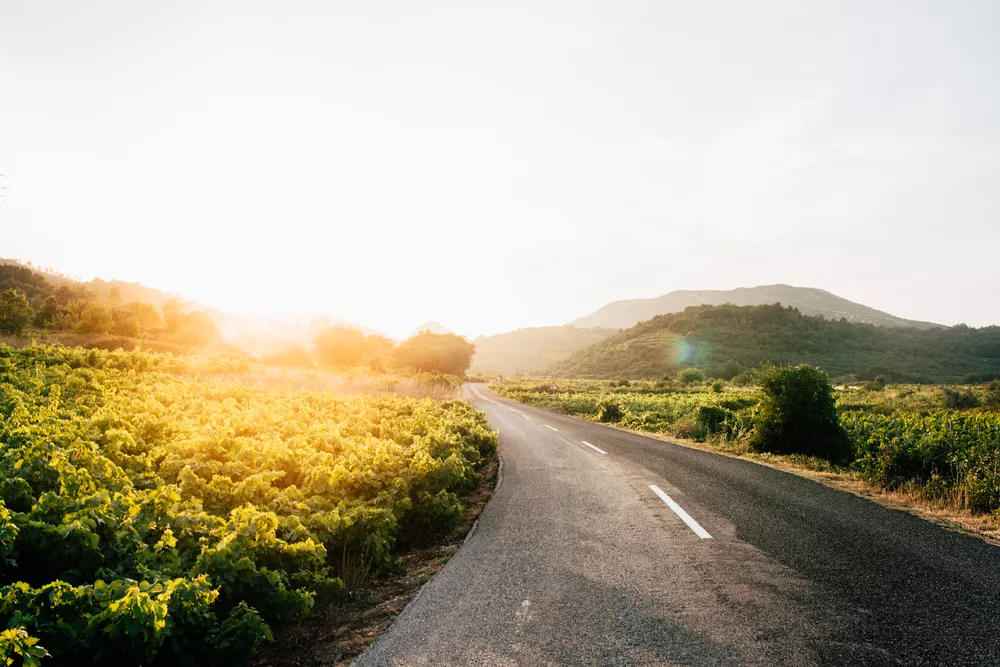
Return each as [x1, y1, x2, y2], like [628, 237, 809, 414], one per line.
[2, 1, 999, 338]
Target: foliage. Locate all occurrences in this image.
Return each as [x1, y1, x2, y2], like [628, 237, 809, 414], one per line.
[596, 398, 624, 423]
[986, 381, 1000, 410]
[163, 300, 218, 346]
[547, 303, 1000, 383]
[747, 365, 850, 461]
[0, 263, 222, 350]
[75, 302, 113, 334]
[942, 387, 980, 410]
[0, 291, 33, 336]
[0, 344, 497, 664]
[313, 326, 392, 368]
[676, 368, 705, 385]
[392, 332, 475, 376]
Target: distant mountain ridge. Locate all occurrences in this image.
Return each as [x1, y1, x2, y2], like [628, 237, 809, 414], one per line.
[571, 285, 941, 330]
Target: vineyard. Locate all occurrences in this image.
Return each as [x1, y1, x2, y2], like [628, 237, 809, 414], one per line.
[491, 378, 1000, 516]
[0, 345, 496, 665]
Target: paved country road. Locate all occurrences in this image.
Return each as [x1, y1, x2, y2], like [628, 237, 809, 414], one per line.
[356, 385, 1000, 666]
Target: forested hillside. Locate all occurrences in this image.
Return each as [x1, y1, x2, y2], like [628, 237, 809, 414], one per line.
[0, 261, 218, 349]
[550, 304, 1000, 382]
[571, 284, 942, 330]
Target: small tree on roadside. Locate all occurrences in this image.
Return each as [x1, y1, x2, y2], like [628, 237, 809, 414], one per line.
[0, 289, 33, 335]
[748, 364, 850, 461]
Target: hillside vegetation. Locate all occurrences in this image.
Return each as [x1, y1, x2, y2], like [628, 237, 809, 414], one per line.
[550, 304, 1000, 383]
[571, 284, 942, 330]
[470, 325, 617, 375]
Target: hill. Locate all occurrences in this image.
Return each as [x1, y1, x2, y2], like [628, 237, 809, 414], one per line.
[470, 325, 618, 376]
[550, 304, 1000, 383]
[571, 284, 942, 330]
[411, 321, 453, 337]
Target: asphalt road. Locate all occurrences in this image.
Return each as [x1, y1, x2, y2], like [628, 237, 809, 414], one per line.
[357, 384, 1000, 666]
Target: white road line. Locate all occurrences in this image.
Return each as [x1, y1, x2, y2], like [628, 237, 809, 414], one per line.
[509, 407, 520, 414]
[544, 425, 559, 432]
[648, 485, 713, 539]
[581, 441, 607, 455]
[522, 414, 532, 421]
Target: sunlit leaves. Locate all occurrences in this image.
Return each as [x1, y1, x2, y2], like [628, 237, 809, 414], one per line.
[0, 344, 497, 664]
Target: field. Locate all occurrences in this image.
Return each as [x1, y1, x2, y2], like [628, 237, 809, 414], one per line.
[491, 378, 1000, 518]
[0, 345, 496, 665]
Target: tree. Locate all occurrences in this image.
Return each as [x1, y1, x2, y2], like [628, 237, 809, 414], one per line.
[748, 364, 850, 461]
[162, 299, 218, 346]
[32, 296, 60, 329]
[0, 289, 33, 335]
[676, 367, 705, 385]
[123, 302, 163, 332]
[392, 332, 475, 376]
[313, 326, 391, 367]
[720, 360, 742, 380]
[76, 302, 113, 334]
[111, 315, 141, 337]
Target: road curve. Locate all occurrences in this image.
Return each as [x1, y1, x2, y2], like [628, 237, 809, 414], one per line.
[356, 385, 1000, 666]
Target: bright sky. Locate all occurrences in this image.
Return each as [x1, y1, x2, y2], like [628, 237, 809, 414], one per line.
[2, 1, 998, 338]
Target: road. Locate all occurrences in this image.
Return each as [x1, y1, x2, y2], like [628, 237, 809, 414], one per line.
[357, 384, 1000, 666]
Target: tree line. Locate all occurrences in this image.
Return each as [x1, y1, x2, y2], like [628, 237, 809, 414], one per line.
[270, 325, 476, 377]
[0, 264, 217, 345]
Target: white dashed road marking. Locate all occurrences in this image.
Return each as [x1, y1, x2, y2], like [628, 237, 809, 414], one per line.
[648, 484, 713, 539]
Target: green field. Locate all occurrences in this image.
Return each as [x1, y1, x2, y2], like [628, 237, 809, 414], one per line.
[0, 345, 495, 665]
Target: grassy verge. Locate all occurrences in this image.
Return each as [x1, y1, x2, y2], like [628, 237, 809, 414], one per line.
[250, 454, 499, 666]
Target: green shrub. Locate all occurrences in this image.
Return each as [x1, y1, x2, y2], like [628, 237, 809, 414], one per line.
[676, 368, 705, 385]
[695, 405, 728, 435]
[985, 380, 1000, 410]
[596, 398, 624, 423]
[711, 381, 724, 393]
[748, 365, 850, 461]
[941, 387, 980, 410]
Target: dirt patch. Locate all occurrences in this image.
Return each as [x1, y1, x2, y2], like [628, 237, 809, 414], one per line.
[251, 455, 499, 667]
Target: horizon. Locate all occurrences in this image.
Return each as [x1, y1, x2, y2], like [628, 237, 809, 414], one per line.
[1, 255, 983, 339]
[3, 2, 999, 337]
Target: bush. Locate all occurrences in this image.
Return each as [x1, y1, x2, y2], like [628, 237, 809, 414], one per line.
[596, 398, 624, 423]
[676, 368, 705, 385]
[941, 387, 980, 410]
[695, 405, 728, 435]
[711, 380, 724, 393]
[748, 365, 850, 461]
[985, 380, 1000, 410]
